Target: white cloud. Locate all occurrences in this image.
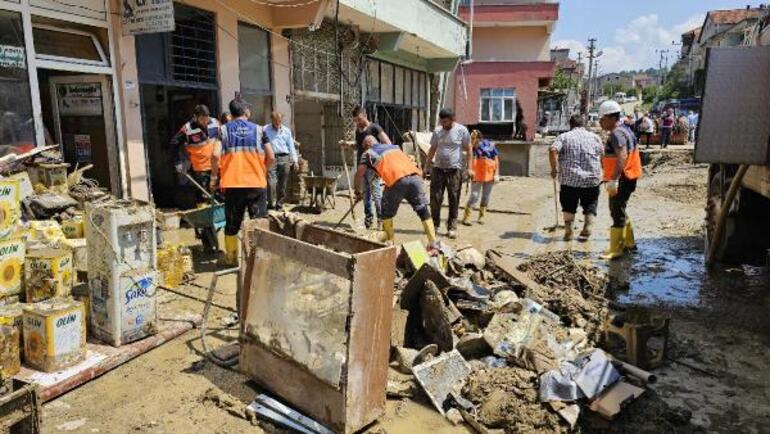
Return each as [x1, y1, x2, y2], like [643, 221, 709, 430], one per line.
[553, 13, 707, 73]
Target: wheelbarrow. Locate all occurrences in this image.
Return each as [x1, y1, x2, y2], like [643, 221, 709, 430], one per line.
[302, 174, 340, 213]
[180, 173, 226, 252]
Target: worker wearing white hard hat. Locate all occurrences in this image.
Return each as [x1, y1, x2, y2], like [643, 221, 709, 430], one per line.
[599, 100, 642, 260]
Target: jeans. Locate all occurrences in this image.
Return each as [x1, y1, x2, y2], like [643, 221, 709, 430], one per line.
[466, 181, 494, 207]
[267, 154, 293, 208]
[661, 127, 672, 148]
[689, 126, 697, 143]
[224, 188, 268, 236]
[381, 175, 430, 221]
[559, 184, 600, 215]
[608, 178, 637, 228]
[363, 168, 382, 224]
[430, 167, 463, 230]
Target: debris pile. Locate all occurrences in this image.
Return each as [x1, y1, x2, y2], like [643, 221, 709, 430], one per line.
[389, 245, 686, 432]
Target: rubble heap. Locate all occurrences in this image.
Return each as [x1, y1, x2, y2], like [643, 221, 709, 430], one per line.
[389, 244, 690, 433]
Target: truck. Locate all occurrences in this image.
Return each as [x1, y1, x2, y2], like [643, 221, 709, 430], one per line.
[697, 31, 770, 266]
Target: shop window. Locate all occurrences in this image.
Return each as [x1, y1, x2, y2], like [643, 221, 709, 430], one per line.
[380, 63, 394, 104]
[238, 22, 272, 123]
[480, 88, 516, 122]
[366, 61, 379, 102]
[32, 25, 107, 66]
[394, 66, 404, 105]
[0, 11, 36, 155]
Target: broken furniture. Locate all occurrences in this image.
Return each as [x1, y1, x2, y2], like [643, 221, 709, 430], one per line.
[603, 309, 670, 370]
[239, 219, 397, 434]
[0, 379, 41, 433]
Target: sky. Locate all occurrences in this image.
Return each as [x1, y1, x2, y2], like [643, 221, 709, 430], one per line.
[551, 1, 765, 73]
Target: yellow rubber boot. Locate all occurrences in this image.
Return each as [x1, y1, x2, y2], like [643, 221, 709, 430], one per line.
[382, 218, 395, 243]
[462, 207, 473, 226]
[478, 206, 487, 224]
[224, 235, 239, 266]
[624, 220, 637, 251]
[421, 219, 437, 245]
[601, 227, 626, 260]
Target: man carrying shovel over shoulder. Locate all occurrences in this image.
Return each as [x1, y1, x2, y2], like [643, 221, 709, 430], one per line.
[354, 135, 437, 246]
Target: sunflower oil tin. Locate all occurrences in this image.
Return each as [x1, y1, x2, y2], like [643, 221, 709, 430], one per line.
[90, 268, 158, 347]
[0, 238, 24, 299]
[23, 298, 85, 372]
[0, 303, 23, 333]
[38, 163, 69, 191]
[61, 215, 84, 239]
[60, 238, 87, 273]
[24, 248, 73, 303]
[0, 179, 21, 240]
[0, 325, 20, 377]
[28, 220, 66, 245]
[6, 171, 33, 202]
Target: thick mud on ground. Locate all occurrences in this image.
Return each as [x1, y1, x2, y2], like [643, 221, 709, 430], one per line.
[41, 150, 768, 434]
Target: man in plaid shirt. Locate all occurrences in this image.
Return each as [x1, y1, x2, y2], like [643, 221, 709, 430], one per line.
[549, 114, 603, 241]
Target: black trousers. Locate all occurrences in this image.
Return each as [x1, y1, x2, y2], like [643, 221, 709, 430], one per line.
[560, 184, 600, 216]
[609, 178, 637, 228]
[224, 188, 268, 236]
[430, 167, 462, 230]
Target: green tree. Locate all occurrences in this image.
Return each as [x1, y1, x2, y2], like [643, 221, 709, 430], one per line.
[550, 69, 578, 91]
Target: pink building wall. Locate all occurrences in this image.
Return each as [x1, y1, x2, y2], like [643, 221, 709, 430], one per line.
[453, 61, 554, 141]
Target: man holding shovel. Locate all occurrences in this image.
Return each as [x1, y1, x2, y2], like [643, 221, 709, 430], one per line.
[549, 114, 603, 241]
[354, 135, 436, 245]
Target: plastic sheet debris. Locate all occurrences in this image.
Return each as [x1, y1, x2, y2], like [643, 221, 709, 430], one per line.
[453, 247, 486, 270]
[539, 349, 620, 403]
[413, 349, 472, 415]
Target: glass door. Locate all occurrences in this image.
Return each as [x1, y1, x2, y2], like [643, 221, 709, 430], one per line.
[49, 74, 118, 193]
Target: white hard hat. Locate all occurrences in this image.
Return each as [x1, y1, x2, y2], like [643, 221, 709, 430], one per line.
[598, 100, 622, 117]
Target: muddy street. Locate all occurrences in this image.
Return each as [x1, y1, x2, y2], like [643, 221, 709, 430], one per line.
[39, 151, 770, 434]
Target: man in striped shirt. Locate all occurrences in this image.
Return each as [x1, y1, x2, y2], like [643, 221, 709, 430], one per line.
[549, 114, 603, 241]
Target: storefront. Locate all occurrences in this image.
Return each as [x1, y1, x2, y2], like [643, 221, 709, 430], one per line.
[0, 0, 125, 196]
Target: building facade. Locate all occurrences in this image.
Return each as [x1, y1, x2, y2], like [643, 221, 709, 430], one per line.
[449, 0, 558, 141]
[0, 0, 465, 206]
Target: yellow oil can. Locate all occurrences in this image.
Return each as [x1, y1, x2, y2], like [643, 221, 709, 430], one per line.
[0, 179, 21, 240]
[0, 325, 20, 377]
[22, 298, 86, 372]
[0, 238, 24, 299]
[61, 215, 84, 239]
[24, 248, 73, 303]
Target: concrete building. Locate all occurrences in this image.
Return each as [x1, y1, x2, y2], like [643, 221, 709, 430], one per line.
[684, 6, 769, 94]
[449, 0, 559, 141]
[0, 0, 466, 207]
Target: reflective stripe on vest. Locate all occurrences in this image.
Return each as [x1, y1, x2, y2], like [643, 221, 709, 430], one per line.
[602, 126, 642, 181]
[220, 120, 267, 188]
[182, 120, 219, 172]
[370, 144, 420, 188]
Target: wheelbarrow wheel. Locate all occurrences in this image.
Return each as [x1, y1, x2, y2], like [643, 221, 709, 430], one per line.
[201, 226, 220, 253]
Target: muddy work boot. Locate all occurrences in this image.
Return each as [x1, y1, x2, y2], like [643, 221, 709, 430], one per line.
[623, 220, 637, 251]
[364, 215, 374, 230]
[601, 227, 626, 260]
[462, 206, 473, 226]
[579, 214, 595, 241]
[478, 207, 487, 225]
[563, 212, 575, 241]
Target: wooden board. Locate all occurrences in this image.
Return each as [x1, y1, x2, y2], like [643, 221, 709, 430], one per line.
[14, 312, 201, 402]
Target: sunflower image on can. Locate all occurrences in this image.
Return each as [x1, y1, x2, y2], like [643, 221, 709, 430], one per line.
[0, 238, 24, 298]
[0, 179, 20, 241]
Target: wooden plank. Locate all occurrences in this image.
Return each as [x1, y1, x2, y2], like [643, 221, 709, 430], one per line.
[15, 313, 200, 402]
[345, 247, 397, 433]
[486, 250, 549, 298]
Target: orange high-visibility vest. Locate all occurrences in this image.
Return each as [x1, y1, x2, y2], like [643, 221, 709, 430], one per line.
[472, 140, 499, 183]
[366, 143, 421, 188]
[176, 119, 219, 172]
[220, 119, 267, 189]
[602, 126, 642, 181]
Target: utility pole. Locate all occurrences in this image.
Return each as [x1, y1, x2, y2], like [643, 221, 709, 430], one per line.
[592, 59, 600, 103]
[586, 38, 596, 110]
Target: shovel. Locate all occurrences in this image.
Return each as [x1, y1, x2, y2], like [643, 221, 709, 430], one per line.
[543, 178, 563, 233]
